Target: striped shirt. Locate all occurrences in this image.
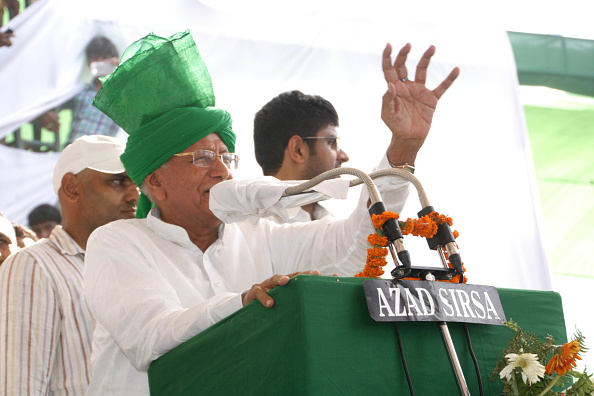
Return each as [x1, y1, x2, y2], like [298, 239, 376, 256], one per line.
[0, 226, 93, 396]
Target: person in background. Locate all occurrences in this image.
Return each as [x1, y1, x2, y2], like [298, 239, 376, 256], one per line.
[28, 203, 62, 239]
[253, 90, 348, 222]
[0, 135, 139, 395]
[0, 30, 14, 47]
[0, 213, 17, 265]
[37, 36, 121, 145]
[13, 222, 38, 248]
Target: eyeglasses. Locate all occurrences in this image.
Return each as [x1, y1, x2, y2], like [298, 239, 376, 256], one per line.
[300, 136, 341, 151]
[172, 149, 240, 169]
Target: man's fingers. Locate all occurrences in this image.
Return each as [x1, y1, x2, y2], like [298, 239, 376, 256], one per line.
[433, 67, 460, 99]
[381, 83, 397, 110]
[267, 273, 290, 287]
[252, 284, 275, 307]
[414, 45, 435, 85]
[382, 43, 399, 83]
[286, 269, 320, 278]
[394, 43, 412, 81]
[243, 274, 289, 307]
[258, 274, 289, 307]
[0, 34, 13, 47]
[244, 270, 326, 308]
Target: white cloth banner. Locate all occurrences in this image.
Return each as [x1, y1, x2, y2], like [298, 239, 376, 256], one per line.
[0, 0, 553, 290]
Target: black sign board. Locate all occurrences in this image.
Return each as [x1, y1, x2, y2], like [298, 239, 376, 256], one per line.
[363, 279, 506, 325]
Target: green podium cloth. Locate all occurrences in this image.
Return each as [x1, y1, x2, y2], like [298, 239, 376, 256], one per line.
[148, 276, 566, 395]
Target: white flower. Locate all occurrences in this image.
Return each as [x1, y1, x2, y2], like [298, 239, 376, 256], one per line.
[500, 352, 546, 385]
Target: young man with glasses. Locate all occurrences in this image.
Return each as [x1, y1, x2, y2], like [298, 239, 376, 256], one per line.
[254, 90, 350, 221]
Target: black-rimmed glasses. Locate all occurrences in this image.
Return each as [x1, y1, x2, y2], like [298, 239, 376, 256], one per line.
[173, 150, 240, 169]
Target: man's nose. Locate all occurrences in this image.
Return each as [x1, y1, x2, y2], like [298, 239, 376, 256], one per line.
[209, 155, 231, 180]
[337, 148, 349, 164]
[125, 184, 140, 201]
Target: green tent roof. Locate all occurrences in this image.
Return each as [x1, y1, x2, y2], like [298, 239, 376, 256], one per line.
[509, 31, 594, 97]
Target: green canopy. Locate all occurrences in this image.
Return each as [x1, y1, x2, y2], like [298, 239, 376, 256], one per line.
[509, 31, 594, 97]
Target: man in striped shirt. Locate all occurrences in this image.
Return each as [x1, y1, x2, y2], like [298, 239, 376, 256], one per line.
[0, 135, 139, 395]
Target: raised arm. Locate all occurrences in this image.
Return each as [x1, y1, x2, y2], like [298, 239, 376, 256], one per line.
[381, 43, 460, 166]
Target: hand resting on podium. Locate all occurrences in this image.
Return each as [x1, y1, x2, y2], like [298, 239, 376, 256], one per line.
[242, 270, 321, 307]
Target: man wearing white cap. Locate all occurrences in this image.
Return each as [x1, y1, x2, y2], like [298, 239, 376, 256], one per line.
[0, 135, 139, 396]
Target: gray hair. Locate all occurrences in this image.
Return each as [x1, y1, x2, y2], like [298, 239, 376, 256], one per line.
[139, 162, 170, 204]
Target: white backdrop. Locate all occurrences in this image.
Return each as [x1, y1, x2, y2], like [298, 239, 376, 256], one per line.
[0, 0, 553, 290]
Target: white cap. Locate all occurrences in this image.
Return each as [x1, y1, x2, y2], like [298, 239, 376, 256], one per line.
[53, 135, 126, 194]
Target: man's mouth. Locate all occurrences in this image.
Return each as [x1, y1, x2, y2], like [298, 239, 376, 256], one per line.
[122, 207, 137, 217]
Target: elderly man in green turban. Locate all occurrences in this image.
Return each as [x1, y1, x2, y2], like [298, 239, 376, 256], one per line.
[83, 31, 458, 395]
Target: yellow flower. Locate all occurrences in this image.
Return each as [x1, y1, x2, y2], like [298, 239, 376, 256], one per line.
[500, 352, 546, 385]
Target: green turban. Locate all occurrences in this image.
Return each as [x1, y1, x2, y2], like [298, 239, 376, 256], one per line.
[93, 30, 236, 218]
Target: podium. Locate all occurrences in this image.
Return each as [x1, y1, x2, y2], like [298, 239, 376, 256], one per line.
[148, 276, 566, 395]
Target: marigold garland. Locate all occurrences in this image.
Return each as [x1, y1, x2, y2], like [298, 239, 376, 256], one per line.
[371, 212, 399, 229]
[357, 210, 466, 282]
[355, 212, 399, 278]
[400, 215, 438, 238]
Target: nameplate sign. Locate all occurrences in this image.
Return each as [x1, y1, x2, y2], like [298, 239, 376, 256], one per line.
[363, 279, 506, 325]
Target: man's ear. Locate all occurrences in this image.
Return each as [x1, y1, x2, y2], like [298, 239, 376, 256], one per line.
[60, 173, 81, 202]
[145, 171, 166, 202]
[286, 135, 309, 164]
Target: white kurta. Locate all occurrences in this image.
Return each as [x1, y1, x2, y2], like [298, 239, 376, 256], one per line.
[84, 157, 409, 395]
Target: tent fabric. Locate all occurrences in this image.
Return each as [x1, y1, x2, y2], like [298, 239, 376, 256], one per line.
[0, 0, 554, 291]
[508, 31, 594, 97]
[0, 144, 61, 218]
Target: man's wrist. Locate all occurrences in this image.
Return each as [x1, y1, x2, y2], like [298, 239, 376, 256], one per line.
[388, 161, 415, 174]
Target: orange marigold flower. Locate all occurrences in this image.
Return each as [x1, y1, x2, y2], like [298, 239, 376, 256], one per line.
[368, 234, 388, 247]
[429, 212, 453, 226]
[367, 247, 388, 257]
[371, 212, 399, 229]
[453, 230, 459, 239]
[545, 340, 582, 376]
[363, 211, 399, 278]
[400, 216, 438, 238]
[400, 219, 415, 235]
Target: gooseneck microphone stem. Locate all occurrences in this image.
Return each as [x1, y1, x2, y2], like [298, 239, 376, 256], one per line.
[283, 167, 383, 204]
[356, 168, 431, 208]
[282, 167, 431, 207]
[283, 167, 411, 269]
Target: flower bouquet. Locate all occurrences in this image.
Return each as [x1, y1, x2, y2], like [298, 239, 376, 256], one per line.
[493, 320, 594, 395]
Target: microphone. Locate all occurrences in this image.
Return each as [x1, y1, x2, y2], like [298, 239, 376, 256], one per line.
[369, 201, 411, 271]
[417, 205, 463, 281]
